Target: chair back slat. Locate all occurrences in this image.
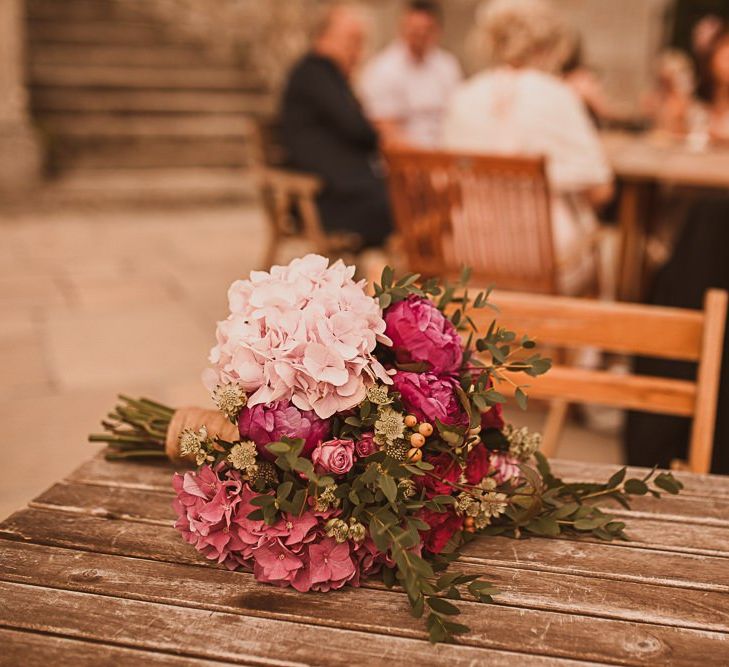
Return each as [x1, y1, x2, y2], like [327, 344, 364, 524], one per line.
[502, 366, 696, 416]
[474, 291, 706, 362]
[385, 148, 557, 293]
[470, 289, 727, 473]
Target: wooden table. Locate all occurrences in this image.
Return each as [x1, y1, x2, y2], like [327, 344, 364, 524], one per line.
[1, 453, 728, 666]
[602, 131, 729, 302]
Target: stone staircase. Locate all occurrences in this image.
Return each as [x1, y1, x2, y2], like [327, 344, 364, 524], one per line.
[24, 0, 274, 204]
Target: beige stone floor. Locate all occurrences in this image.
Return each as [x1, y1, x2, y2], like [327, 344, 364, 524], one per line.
[0, 203, 623, 520]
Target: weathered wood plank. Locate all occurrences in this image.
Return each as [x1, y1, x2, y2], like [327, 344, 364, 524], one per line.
[2, 507, 727, 595]
[551, 459, 729, 500]
[2, 539, 728, 637]
[0, 581, 605, 667]
[66, 454, 729, 520]
[0, 627, 233, 667]
[31, 481, 729, 557]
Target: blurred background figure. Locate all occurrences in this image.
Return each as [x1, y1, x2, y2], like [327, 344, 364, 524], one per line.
[641, 49, 700, 136]
[561, 34, 624, 127]
[280, 1, 393, 250]
[443, 0, 613, 296]
[702, 28, 729, 142]
[360, 0, 462, 147]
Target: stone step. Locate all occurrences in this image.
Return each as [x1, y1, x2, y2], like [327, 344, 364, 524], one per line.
[27, 19, 172, 45]
[29, 43, 213, 69]
[40, 167, 256, 205]
[27, 0, 154, 22]
[29, 63, 263, 91]
[36, 113, 254, 139]
[46, 137, 251, 170]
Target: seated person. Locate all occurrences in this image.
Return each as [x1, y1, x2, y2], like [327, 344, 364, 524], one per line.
[360, 0, 462, 148]
[443, 0, 613, 295]
[280, 2, 392, 249]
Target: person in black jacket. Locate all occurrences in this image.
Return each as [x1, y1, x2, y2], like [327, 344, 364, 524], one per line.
[280, 3, 393, 248]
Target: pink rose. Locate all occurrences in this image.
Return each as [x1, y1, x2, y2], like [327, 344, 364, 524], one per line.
[311, 438, 356, 476]
[384, 295, 462, 374]
[355, 432, 377, 458]
[392, 371, 468, 428]
[238, 400, 331, 460]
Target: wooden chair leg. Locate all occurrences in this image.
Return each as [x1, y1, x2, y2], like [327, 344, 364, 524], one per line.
[541, 399, 569, 458]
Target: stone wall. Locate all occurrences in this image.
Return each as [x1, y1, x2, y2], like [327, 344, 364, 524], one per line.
[0, 0, 41, 192]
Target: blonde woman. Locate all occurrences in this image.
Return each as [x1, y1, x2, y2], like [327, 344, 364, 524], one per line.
[444, 0, 613, 295]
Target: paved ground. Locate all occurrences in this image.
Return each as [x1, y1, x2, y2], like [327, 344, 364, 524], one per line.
[0, 203, 622, 520]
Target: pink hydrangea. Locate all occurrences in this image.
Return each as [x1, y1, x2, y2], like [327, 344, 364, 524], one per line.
[172, 464, 249, 570]
[311, 438, 355, 475]
[204, 254, 392, 419]
[238, 400, 330, 460]
[392, 371, 468, 428]
[384, 295, 462, 374]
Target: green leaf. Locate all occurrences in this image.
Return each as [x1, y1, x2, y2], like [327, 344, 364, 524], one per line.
[514, 387, 528, 410]
[266, 442, 291, 456]
[624, 479, 649, 495]
[608, 467, 627, 488]
[526, 516, 560, 537]
[250, 495, 276, 507]
[654, 472, 683, 494]
[378, 475, 398, 504]
[427, 596, 460, 616]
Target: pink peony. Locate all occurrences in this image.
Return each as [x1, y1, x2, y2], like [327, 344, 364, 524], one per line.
[392, 371, 468, 428]
[238, 400, 330, 460]
[384, 295, 462, 374]
[311, 438, 355, 475]
[489, 451, 521, 485]
[417, 507, 464, 554]
[355, 432, 378, 458]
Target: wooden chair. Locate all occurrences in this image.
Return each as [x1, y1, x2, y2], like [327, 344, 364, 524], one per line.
[384, 147, 601, 295]
[244, 117, 360, 268]
[469, 289, 728, 473]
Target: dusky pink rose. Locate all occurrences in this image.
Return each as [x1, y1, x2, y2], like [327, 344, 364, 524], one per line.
[392, 371, 468, 428]
[238, 400, 330, 460]
[311, 438, 355, 476]
[355, 432, 377, 458]
[490, 451, 521, 485]
[384, 295, 462, 374]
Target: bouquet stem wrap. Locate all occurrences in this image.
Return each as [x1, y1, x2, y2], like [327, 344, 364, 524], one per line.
[165, 407, 239, 461]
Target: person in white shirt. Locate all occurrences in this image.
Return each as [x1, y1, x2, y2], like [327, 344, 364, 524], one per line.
[443, 0, 614, 294]
[360, 1, 462, 148]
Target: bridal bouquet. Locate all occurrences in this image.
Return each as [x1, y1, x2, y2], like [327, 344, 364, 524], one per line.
[90, 254, 682, 643]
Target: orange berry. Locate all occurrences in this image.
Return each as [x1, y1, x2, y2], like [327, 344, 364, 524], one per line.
[410, 432, 426, 448]
[418, 422, 434, 437]
[404, 415, 418, 428]
[407, 447, 423, 462]
[464, 517, 475, 528]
